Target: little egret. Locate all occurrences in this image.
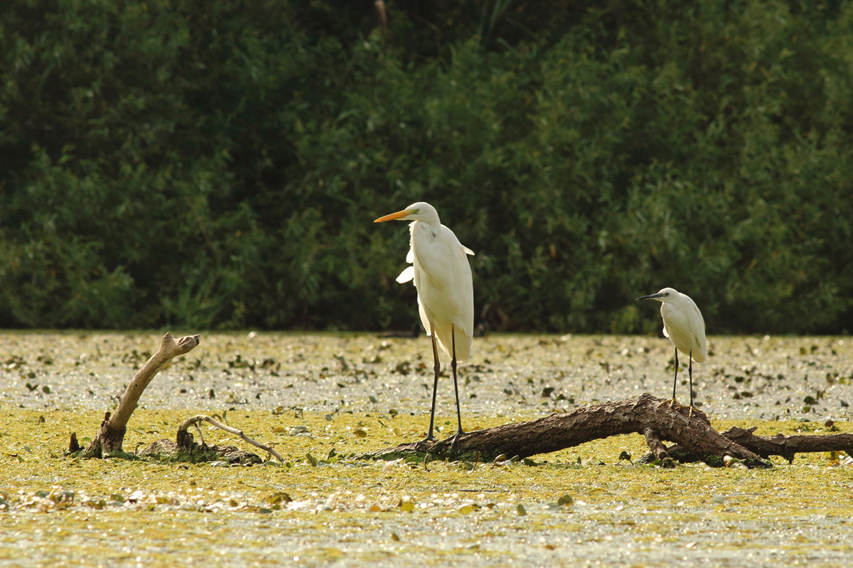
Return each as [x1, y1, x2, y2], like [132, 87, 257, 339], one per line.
[374, 202, 474, 446]
[636, 287, 706, 409]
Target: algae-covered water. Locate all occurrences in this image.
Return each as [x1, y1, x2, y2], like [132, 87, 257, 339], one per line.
[1, 332, 852, 567]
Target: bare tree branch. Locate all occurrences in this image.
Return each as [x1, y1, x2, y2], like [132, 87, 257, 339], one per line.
[720, 426, 853, 461]
[110, 333, 200, 430]
[176, 415, 283, 463]
[78, 332, 200, 458]
[375, 1, 387, 31]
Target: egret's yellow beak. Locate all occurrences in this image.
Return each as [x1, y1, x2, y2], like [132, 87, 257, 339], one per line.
[374, 209, 414, 223]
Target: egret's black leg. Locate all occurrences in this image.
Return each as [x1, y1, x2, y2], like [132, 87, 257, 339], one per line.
[656, 348, 681, 410]
[688, 350, 695, 417]
[423, 329, 440, 443]
[449, 326, 465, 452]
[672, 348, 679, 402]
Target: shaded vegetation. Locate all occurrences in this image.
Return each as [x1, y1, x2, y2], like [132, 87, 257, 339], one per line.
[1, 1, 852, 333]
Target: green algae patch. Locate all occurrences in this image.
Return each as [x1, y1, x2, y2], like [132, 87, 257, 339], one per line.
[1, 406, 852, 566]
[1, 332, 853, 566]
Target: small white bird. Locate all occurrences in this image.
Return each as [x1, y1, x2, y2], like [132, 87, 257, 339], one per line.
[636, 287, 707, 409]
[374, 202, 474, 446]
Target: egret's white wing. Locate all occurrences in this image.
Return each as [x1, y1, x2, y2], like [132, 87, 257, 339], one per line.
[661, 298, 707, 362]
[463, 246, 474, 256]
[406, 249, 414, 263]
[410, 224, 474, 361]
[396, 266, 415, 284]
[688, 300, 707, 362]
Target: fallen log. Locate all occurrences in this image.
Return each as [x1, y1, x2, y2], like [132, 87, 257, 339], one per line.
[366, 393, 853, 468]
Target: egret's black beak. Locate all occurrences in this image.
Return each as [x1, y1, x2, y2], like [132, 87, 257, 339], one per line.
[636, 292, 665, 301]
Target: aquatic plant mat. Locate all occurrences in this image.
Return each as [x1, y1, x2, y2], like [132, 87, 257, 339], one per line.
[3, 408, 852, 567]
[1, 332, 852, 566]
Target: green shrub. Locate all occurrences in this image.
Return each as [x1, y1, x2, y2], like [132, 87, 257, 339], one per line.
[1, 1, 851, 333]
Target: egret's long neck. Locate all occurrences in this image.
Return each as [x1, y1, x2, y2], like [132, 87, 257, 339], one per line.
[411, 220, 437, 248]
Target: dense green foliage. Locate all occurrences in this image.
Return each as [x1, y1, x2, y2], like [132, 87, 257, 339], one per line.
[1, 0, 852, 333]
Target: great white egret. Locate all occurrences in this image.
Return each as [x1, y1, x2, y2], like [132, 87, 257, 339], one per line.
[636, 287, 707, 409]
[374, 202, 474, 446]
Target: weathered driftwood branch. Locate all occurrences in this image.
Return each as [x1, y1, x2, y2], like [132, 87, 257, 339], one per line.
[175, 415, 283, 463]
[720, 426, 853, 461]
[136, 414, 270, 464]
[70, 333, 274, 464]
[643, 426, 671, 462]
[368, 393, 769, 467]
[637, 427, 853, 466]
[367, 393, 853, 468]
[75, 332, 200, 458]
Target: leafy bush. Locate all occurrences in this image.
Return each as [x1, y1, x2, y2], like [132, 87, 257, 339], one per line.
[1, 0, 851, 333]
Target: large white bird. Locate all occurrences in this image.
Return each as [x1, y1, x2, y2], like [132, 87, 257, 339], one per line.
[636, 287, 707, 409]
[374, 202, 474, 446]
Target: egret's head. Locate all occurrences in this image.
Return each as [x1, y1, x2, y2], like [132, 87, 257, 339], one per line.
[636, 287, 678, 303]
[374, 202, 439, 225]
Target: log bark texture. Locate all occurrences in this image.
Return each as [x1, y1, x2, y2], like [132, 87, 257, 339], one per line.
[367, 393, 853, 468]
[720, 426, 853, 461]
[79, 332, 200, 458]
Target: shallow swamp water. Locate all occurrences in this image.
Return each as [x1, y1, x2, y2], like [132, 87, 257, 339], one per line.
[1, 331, 852, 567]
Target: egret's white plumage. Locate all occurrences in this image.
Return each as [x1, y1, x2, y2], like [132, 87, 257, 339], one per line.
[375, 202, 474, 443]
[637, 287, 706, 407]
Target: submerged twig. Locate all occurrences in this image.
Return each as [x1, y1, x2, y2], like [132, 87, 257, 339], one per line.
[195, 423, 205, 445]
[177, 415, 283, 463]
